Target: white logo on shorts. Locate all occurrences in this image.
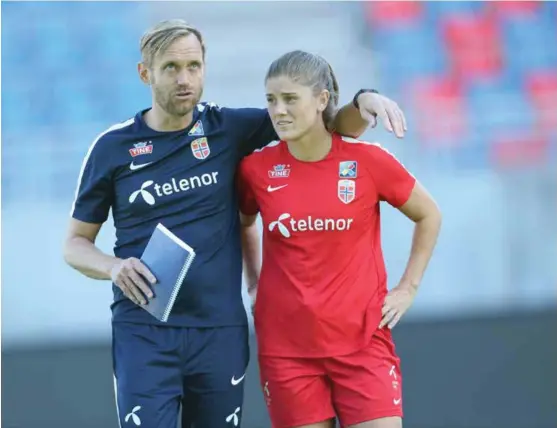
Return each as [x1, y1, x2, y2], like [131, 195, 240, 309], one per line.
[389, 365, 398, 380]
[226, 407, 241, 426]
[125, 405, 142, 426]
[389, 365, 402, 406]
[263, 381, 272, 406]
[231, 373, 246, 386]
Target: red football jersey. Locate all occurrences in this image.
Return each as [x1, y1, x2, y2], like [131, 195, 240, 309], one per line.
[237, 133, 416, 357]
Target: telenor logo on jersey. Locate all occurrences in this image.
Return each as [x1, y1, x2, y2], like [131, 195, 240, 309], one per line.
[338, 179, 356, 204]
[129, 141, 153, 157]
[188, 120, 204, 136]
[339, 161, 357, 178]
[268, 164, 290, 179]
[191, 137, 210, 160]
[269, 212, 354, 238]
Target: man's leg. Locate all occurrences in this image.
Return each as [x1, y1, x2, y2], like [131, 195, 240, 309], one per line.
[112, 322, 183, 428]
[181, 326, 250, 427]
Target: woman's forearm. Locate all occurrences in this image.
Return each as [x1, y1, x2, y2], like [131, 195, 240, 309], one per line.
[399, 210, 442, 290]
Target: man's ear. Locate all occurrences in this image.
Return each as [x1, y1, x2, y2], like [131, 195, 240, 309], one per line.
[138, 62, 151, 85]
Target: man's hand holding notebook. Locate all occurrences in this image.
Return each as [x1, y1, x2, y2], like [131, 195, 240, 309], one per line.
[137, 223, 196, 322]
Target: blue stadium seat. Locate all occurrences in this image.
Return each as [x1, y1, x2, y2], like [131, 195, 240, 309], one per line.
[373, 24, 448, 81]
[1, 88, 30, 134]
[452, 139, 491, 171]
[426, 1, 485, 20]
[39, 26, 78, 71]
[465, 78, 535, 140]
[500, 15, 557, 77]
[55, 78, 97, 124]
[116, 80, 151, 115]
[2, 1, 148, 138]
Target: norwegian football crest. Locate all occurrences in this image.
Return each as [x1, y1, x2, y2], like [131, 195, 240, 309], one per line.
[268, 164, 291, 179]
[339, 161, 357, 178]
[129, 141, 153, 157]
[188, 120, 204, 136]
[338, 179, 356, 204]
[191, 137, 210, 160]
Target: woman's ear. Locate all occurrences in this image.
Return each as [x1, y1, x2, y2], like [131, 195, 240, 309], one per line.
[318, 89, 331, 112]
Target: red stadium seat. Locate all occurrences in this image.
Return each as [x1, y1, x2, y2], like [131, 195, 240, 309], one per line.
[526, 71, 557, 106]
[525, 71, 557, 134]
[364, 1, 422, 27]
[442, 14, 502, 80]
[410, 77, 467, 145]
[488, 1, 540, 17]
[490, 135, 549, 169]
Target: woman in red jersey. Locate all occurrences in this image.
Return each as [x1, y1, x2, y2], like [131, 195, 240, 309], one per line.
[237, 50, 441, 428]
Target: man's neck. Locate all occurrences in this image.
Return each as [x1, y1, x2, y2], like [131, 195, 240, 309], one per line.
[286, 125, 332, 162]
[143, 104, 193, 132]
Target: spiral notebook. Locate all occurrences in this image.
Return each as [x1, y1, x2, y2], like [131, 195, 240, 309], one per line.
[139, 223, 196, 322]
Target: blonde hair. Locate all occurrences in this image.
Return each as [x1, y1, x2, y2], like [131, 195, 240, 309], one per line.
[265, 50, 339, 130]
[140, 19, 206, 68]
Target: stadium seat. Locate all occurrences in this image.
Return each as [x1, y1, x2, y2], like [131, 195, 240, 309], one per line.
[57, 78, 99, 124]
[442, 13, 503, 81]
[2, 1, 146, 139]
[363, 1, 422, 27]
[409, 76, 467, 146]
[488, 1, 540, 17]
[426, 1, 485, 20]
[525, 71, 557, 135]
[1, 88, 30, 134]
[38, 25, 78, 72]
[526, 71, 557, 105]
[500, 15, 557, 78]
[465, 76, 535, 139]
[490, 135, 550, 169]
[373, 24, 447, 82]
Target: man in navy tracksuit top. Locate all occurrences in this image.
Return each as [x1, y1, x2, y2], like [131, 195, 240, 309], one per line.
[63, 19, 407, 428]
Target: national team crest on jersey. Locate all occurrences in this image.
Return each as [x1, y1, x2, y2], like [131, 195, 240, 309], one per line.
[191, 137, 210, 160]
[188, 120, 204, 136]
[338, 179, 356, 204]
[129, 141, 153, 157]
[339, 161, 357, 178]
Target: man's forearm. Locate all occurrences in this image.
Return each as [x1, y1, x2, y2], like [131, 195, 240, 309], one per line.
[332, 103, 368, 138]
[64, 237, 119, 280]
[400, 212, 442, 290]
[241, 223, 261, 293]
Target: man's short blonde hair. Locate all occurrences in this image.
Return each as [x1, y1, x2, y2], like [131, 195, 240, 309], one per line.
[140, 19, 206, 68]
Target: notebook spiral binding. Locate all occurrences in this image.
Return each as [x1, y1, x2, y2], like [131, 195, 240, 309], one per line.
[161, 252, 196, 322]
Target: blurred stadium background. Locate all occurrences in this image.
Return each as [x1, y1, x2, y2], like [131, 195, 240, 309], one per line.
[2, 1, 556, 427]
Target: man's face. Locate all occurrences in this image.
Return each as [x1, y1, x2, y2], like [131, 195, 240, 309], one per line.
[142, 34, 205, 117]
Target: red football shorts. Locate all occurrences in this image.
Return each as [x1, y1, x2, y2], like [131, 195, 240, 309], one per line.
[258, 328, 403, 428]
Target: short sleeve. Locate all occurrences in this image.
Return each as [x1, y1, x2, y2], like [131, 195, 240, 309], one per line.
[236, 157, 259, 216]
[368, 144, 416, 208]
[224, 107, 278, 158]
[70, 135, 114, 223]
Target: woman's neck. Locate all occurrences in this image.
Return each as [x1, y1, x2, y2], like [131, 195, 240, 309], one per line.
[286, 124, 333, 162]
